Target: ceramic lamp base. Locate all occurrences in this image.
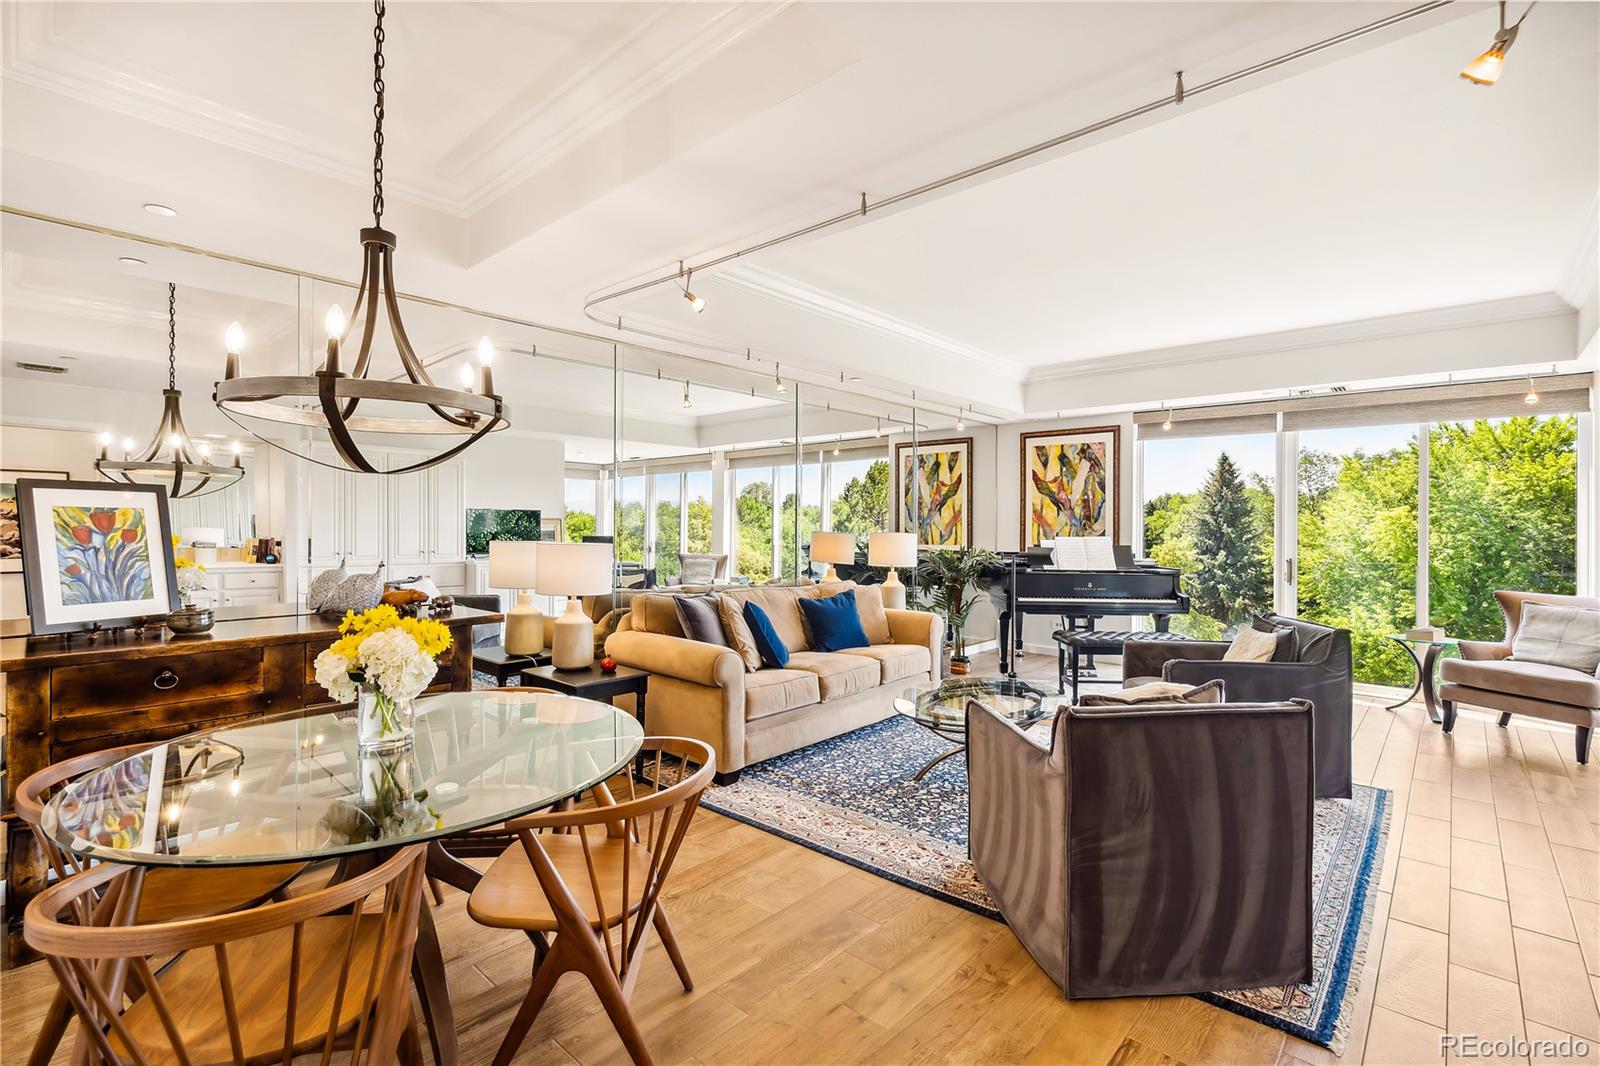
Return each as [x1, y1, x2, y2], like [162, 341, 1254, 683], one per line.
[823, 565, 840, 582]
[504, 590, 545, 656]
[553, 598, 595, 670]
[881, 570, 907, 610]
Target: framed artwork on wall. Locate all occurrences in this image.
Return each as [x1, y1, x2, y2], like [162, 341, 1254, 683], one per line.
[895, 436, 974, 549]
[16, 479, 180, 634]
[540, 516, 563, 543]
[1019, 425, 1119, 549]
[1, 468, 70, 574]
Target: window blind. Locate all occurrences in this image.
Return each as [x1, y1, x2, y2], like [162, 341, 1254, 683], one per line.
[1134, 374, 1590, 438]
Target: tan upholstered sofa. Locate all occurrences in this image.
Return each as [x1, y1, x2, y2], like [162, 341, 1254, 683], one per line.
[605, 581, 941, 783]
[1439, 591, 1599, 764]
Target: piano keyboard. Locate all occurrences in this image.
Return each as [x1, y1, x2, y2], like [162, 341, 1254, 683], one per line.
[1018, 596, 1175, 605]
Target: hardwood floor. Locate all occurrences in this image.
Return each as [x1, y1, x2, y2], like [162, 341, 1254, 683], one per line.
[4, 649, 1597, 1066]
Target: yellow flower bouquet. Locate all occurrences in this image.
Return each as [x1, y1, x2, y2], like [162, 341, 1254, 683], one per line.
[314, 604, 453, 752]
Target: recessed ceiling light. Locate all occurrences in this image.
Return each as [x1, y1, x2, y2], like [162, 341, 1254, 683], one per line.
[118, 256, 148, 267]
[143, 203, 178, 217]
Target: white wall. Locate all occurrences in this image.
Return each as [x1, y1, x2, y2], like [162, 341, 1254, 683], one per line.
[461, 433, 566, 516]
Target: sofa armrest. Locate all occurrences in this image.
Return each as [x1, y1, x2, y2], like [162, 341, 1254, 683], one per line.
[1163, 658, 1309, 695]
[604, 630, 745, 690]
[1458, 638, 1511, 661]
[887, 608, 940, 649]
[1122, 639, 1228, 680]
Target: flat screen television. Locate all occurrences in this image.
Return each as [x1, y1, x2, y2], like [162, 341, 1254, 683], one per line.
[466, 508, 542, 555]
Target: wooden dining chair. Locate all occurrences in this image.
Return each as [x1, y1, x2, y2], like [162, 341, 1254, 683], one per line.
[467, 736, 715, 1066]
[14, 743, 312, 1065]
[25, 843, 428, 1066]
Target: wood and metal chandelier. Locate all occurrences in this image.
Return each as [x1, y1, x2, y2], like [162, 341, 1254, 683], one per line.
[96, 283, 246, 499]
[214, 0, 507, 474]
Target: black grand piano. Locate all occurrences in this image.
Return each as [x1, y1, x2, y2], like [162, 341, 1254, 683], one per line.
[981, 546, 1190, 675]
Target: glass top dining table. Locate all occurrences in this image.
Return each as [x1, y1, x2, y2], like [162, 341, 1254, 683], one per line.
[41, 689, 645, 868]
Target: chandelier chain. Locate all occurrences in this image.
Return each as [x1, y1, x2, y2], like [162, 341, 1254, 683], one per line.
[372, 0, 386, 226]
[167, 282, 176, 390]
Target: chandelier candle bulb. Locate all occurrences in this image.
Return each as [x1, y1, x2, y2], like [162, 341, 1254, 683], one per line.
[322, 304, 344, 375]
[477, 336, 496, 396]
[224, 321, 245, 378]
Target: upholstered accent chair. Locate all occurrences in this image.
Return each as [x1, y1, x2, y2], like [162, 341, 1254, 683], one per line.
[966, 699, 1315, 998]
[1439, 591, 1600, 764]
[454, 593, 504, 649]
[678, 552, 729, 584]
[1122, 614, 1353, 798]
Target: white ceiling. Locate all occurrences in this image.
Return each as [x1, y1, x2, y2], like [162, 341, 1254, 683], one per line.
[2, 0, 1595, 429]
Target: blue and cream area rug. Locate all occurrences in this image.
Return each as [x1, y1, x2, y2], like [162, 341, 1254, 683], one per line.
[702, 715, 1391, 1053]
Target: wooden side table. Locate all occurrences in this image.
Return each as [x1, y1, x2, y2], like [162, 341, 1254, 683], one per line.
[516, 663, 650, 731]
[472, 645, 549, 687]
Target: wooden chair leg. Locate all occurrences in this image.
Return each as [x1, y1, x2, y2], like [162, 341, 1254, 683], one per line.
[1577, 725, 1592, 765]
[653, 906, 693, 992]
[492, 942, 572, 1066]
[583, 949, 655, 1066]
[25, 985, 74, 1066]
[427, 875, 446, 906]
[399, 1005, 426, 1066]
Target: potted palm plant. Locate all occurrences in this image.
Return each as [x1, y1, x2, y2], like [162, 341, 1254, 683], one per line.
[910, 546, 997, 675]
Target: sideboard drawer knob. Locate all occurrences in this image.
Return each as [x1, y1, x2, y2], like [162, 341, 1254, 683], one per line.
[153, 670, 180, 691]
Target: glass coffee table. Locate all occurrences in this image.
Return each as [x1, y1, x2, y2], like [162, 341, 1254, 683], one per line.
[1386, 634, 1461, 724]
[894, 676, 1054, 781]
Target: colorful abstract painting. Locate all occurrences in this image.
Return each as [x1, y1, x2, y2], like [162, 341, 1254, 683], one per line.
[1020, 426, 1120, 548]
[53, 505, 155, 605]
[896, 437, 972, 549]
[15, 480, 178, 634]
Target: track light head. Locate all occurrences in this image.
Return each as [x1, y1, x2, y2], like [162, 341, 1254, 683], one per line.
[1524, 376, 1539, 405]
[682, 381, 693, 409]
[1461, 1, 1527, 86]
[683, 288, 705, 313]
[775, 364, 787, 393]
[1162, 405, 1173, 431]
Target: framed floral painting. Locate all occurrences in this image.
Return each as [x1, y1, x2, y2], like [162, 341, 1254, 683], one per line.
[15, 479, 180, 634]
[1019, 425, 1119, 548]
[895, 436, 973, 549]
[1, 468, 68, 573]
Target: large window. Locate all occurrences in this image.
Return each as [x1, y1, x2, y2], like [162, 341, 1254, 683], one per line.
[653, 473, 682, 581]
[1141, 432, 1275, 639]
[1429, 415, 1578, 640]
[685, 471, 712, 554]
[735, 468, 775, 583]
[563, 477, 597, 542]
[1296, 425, 1419, 685]
[780, 461, 823, 580]
[616, 476, 645, 564]
[830, 457, 890, 535]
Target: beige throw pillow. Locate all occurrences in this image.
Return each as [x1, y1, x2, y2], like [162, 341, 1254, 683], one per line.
[1080, 679, 1226, 706]
[717, 596, 763, 672]
[847, 583, 892, 645]
[1223, 626, 1278, 662]
[1510, 603, 1600, 674]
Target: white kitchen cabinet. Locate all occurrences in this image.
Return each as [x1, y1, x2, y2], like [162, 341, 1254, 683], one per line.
[307, 457, 342, 566]
[430, 461, 464, 562]
[302, 448, 465, 584]
[387, 467, 430, 568]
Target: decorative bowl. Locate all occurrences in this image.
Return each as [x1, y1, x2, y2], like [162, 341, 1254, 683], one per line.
[166, 605, 215, 636]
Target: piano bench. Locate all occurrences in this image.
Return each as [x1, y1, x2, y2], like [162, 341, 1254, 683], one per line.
[1052, 629, 1199, 701]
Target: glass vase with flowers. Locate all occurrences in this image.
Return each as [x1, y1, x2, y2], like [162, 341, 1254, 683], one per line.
[314, 605, 453, 753]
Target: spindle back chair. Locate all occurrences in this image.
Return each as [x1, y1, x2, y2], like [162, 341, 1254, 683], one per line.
[467, 736, 715, 1066]
[24, 843, 428, 1066]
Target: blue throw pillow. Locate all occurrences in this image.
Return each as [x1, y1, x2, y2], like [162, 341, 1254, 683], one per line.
[799, 588, 871, 653]
[743, 601, 790, 669]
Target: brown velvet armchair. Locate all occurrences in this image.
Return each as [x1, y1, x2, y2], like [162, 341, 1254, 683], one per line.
[1439, 591, 1600, 764]
[966, 698, 1315, 999]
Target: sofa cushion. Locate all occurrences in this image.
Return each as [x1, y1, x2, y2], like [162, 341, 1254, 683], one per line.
[1250, 616, 1300, 662]
[717, 596, 763, 672]
[1441, 657, 1600, 708]
[745, 669, 820, 721]
[744, 602, 791, 669]
[839, 644, 931, 685]
[720, 586, 812, 652]
[673, 594, 728, 647]
[1510, 603, 1600, 674]
[851, 584, 892, 645]
[785, 651, 881, 702]
[800, 589, 871, 652]
[630, 593, 686, 638]
[1223, 626, 1277, 662]
[1082, 679, 1226, 706]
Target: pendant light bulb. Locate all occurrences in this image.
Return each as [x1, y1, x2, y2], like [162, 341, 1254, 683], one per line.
[224, 321, 245, 355]
[457, 362, 475, 390]
[166, 433, 182, 453]
[476, 336, 495, 367]
[684, 289, 705, 313]
[956, 408, 965, 432]
[324, 304, 346, 339]
[1162, 406, 1173, 431]
[1461, 1, 1527, 86]
[833, 437, 841, 457]
[1524, 376, 1539, 405]
[682, 381, 693, 409]
[99, 430, 113, 446]
[231, 440, 243, 455]
[122, 437, 136, 455]
[197, 441, 212, 458]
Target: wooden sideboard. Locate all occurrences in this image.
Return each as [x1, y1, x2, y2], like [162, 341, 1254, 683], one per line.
[0, 602, 499, 965]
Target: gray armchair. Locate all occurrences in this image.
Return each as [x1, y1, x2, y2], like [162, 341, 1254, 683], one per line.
[966, 698, 1315, 998]
[1122, 614, 1353, 799]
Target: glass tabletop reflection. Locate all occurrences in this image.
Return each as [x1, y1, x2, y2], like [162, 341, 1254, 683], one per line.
[42, 690, 644, 867]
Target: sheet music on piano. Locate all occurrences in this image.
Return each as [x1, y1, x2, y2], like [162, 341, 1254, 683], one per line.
[1048, 537, 1117, 571]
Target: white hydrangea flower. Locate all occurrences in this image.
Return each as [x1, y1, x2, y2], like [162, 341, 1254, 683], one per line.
[314, 649, 358, 704]
[357, 628, 438, 704]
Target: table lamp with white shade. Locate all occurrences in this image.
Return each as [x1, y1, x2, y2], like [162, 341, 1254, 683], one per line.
[810, 531, 856, 582]
[488, 541, 542, 655]
[868, 531, 918, 609]
[535, 541, 614, 669]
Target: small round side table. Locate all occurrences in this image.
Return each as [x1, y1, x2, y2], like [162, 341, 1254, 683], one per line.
[1386, 634, 1460, 725]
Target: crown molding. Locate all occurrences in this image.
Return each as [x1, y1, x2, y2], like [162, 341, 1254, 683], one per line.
[714, 263, 1021, 377]
[1025, 292, 1578, 385]
[2, 3, 787, 220]
[1557, 192, 1599, 315]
